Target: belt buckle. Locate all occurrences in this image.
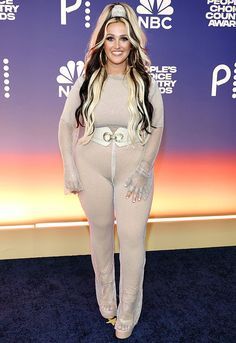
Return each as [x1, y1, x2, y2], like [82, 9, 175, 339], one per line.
[103, 132, 113, 142]
[103, 131, 124, 143]
[114, 133, 124, 142]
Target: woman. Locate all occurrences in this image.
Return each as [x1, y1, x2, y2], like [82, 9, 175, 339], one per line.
[58, 2, 164, 339]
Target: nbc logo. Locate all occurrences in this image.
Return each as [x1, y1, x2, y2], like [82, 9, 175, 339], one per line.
[57, 60, 84, 97]
[136, 0, 174, 30]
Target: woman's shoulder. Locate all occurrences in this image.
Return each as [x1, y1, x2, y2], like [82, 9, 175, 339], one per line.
[74, 74, 85, 88]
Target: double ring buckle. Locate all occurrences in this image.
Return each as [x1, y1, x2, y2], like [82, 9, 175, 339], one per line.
[103, 132, 124, 142]
[114, 133, 124, 142]
[103, 132, 113, 142]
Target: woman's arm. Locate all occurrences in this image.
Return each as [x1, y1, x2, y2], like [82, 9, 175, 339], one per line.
[58, 76, 85, 195]
[138, 78, 164, 173]
[125, 78, 164, 202]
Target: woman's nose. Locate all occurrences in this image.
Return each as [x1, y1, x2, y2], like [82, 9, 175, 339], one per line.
[114, 39, 120, 48]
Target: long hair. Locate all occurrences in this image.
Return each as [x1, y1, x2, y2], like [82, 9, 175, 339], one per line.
[75, 2, 156, 146]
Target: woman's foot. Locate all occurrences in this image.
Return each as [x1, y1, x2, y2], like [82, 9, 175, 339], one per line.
[114, 292, 141, 339]
[115, 303, 136, 339]
[95, 277, 117, 319]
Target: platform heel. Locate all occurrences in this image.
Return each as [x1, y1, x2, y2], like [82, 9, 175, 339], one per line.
[95, 276, 117, 319]
[114, 289, 143, 339]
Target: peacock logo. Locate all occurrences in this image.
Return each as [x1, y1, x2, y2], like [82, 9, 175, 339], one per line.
[57, 60, 84, 97]
[137, 0, 174, 15]
[136, 0, 174, 29]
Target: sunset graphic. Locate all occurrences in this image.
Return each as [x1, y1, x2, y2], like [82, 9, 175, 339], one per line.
[1, 152, 235, 226]
[0, 0, 235, 227]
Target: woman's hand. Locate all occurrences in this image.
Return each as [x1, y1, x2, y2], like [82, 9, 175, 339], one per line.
[124, 160, 153, 202]
[64, 166, 84, 195]
[124, 171, 152, 202]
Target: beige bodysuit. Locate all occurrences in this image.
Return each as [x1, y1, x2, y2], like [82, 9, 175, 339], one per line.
[59, 73, 164, 192]
[58, 73, 164, 327]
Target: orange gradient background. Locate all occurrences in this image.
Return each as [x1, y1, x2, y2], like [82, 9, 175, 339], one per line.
[0, 152, 235, 225]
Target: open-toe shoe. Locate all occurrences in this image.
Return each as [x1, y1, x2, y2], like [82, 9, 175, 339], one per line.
[95, 277, 117, 319]
[114, 290, 142, 339]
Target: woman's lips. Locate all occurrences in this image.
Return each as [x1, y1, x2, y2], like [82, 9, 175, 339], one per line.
[112, 51, 123, 56]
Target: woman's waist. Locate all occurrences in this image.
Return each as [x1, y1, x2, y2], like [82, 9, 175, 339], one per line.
[92, 126, 140, 147]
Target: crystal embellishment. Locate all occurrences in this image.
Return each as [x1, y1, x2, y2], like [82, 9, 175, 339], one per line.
[111, 4, 127, 18]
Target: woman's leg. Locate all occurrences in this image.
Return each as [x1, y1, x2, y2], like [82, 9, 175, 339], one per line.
[114, 178, 154, 321]
[113, 143, 154, 332]
[79, 172, 115, 285]
[74, 141, 117, 317]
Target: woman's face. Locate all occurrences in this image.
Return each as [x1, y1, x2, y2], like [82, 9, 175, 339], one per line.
[103, 21, 132, 73]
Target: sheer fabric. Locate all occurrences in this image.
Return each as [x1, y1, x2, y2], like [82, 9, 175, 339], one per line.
[58, 74, 164, 196]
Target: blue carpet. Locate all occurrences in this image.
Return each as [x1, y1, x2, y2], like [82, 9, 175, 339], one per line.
[0, 246, 235, 342]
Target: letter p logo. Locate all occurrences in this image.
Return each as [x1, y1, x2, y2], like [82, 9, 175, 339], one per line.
[211, 64, 231, 96]
[61, 0, 82, 25]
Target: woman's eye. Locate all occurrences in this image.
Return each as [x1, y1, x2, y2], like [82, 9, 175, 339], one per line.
[106, 36, 129, 42]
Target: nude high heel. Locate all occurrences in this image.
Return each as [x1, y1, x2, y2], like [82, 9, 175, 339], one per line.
[114, 289, 143, 339]
[95, 276, 117, 319]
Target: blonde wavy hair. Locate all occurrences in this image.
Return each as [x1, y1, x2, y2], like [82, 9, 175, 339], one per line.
[75, 2, 155, 146]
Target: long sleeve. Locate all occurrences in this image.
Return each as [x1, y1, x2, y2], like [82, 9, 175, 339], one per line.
[58, 76, 85, 195]
[124, 78, 164, 201]
[136, 78, 164, 176]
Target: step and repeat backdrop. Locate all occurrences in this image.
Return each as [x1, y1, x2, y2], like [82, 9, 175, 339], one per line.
[0, 0, 235, 225]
